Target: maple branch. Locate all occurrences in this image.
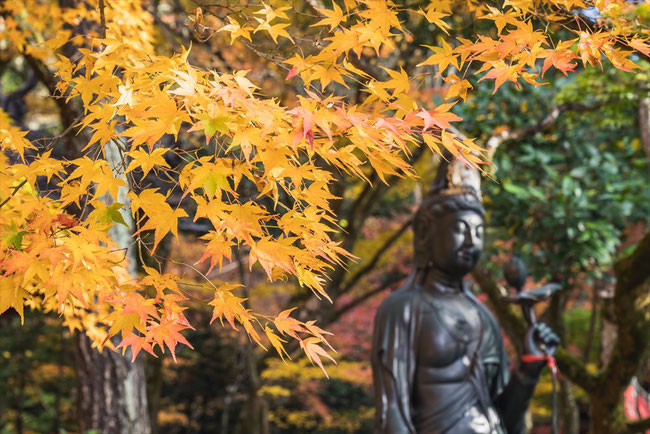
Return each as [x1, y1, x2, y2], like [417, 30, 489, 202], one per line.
[98, 0, 107, 39]
[23, 54, 78, 137]
[0, 180, 28, 209]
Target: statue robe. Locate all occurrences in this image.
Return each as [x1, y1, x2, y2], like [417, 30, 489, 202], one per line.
[372, 274, 536, 434]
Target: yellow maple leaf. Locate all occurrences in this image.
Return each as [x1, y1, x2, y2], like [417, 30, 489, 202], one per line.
[418, 40, 459, 75]
[218, 17, 253, 44]
[129, 189, 188, 252]
[125, 147, 171, 178]
[314, 3, 345, 31]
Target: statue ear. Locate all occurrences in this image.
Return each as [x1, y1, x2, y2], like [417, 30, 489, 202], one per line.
[413, 211, 433, 269]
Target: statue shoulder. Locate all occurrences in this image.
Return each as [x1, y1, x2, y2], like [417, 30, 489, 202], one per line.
[375, 282, 423, 323]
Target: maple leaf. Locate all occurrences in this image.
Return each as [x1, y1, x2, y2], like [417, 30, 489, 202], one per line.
[0, 277, 29, 323]
[310, 65, 348, 89]
[629, 38, 650, 58]
[87, 118, 118, 150]
[125, 147, 171, 178]
[129, 189, 188, 251]
[255, 19, 294, 43]
[286, 67, 299, 80]
[542, 47, 578, 77]
[314, 3, 345, 30]
[141, 266, 182, 296]
[1, 221, 27, 250]
[479, 6, 518, 34]
[169, 66, 198, 97]
[303, 320, 334, 351]
[196, 231, 234, 273]
[443, 74, 473, 101]
[254, 3, 290, 21]
[478, 61, 522, 93]
[122, 89, 189, 150]
[381, 67, 410, 95]
[418, 41, 459, 75]
[416, 103, 462, 131]
[218, 17, 253, 43]
[208, 283, 247, 329]
[417, 9, 451, 35]
[422, 133, 442, 154]
[325, 28, 362, 56]
[274, 308, 305, 340]
[249, 237, 297, 279]
[604, 49, 640, 73]
[265, 326, 290, 361]
[117, 331, 155, 361]
[145, 319, 194, 362]
[300, 337, 337, 377]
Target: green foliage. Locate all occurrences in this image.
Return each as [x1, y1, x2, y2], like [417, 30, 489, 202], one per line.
[460, 64, 649, 282]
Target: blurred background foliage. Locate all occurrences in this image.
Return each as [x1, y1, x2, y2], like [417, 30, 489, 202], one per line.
[2, 28, 649, 434]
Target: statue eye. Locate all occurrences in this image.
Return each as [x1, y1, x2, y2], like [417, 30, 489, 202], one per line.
[476, 226, 484, 238]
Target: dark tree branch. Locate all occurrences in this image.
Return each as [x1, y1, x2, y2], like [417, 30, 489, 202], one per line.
[613, 230, 650, 294]
[471, 265, 527, 355]
[0, 180, 28, 209]
[554, 348, 598, 393]
[23, 54, 78, 133]
[483, 101, 605, 157]
[325, 146, 426, 294]
[329, 272, 407, 324]
[98, 0, 107, 39]
[339, 218, 411, 296]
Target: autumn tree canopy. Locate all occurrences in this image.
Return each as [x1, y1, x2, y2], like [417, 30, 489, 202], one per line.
[1, 0, 648, 371]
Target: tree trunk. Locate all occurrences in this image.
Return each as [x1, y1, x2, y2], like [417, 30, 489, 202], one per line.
[639, 96, 650, 172]
[73, 139, 151, 434]
[237, 348, 270, 434]
[588, 396, 627, 434]
[75, 334, 151, 434]
[235, 247, 270, 434]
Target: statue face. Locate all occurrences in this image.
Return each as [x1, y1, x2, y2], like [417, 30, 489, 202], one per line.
[430, 210, 484, 277]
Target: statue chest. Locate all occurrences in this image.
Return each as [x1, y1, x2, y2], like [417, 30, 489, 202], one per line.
[416, 293, 484, 370]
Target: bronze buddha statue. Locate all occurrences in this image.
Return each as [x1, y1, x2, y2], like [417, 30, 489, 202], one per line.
[371, 159, 559, 433]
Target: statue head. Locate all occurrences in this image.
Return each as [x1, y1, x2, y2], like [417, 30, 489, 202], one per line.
[413, 157, 485, 278]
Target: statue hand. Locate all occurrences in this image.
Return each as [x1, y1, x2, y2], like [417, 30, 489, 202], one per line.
[519, 323, 560, 378]
[525, 322, 560, 357]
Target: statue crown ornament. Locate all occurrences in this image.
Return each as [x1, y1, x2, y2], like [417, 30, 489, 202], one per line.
[431, 156, 482, 200]
[413, 157, 485, 269]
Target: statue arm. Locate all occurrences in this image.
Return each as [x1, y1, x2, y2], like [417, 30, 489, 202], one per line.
[492, 361, 544, 434]
[371, 294, 417, 434]
[374, 360, 416, 434]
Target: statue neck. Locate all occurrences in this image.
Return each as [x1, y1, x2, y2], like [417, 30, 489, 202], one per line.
[421, 267, 465, 294]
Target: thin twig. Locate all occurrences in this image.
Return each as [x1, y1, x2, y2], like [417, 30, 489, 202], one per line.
[98, 0, 107, 39]
[0, 180, 28, 209]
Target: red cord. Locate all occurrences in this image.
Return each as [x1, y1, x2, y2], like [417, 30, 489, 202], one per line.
[522, 354, 558, 375]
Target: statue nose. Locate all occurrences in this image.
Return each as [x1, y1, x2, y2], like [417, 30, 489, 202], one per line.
[464, 228, 476, 247]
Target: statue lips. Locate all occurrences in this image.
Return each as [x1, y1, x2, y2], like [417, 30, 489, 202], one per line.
[454, 247, 481, 274]
[459, 246, 480, 262]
